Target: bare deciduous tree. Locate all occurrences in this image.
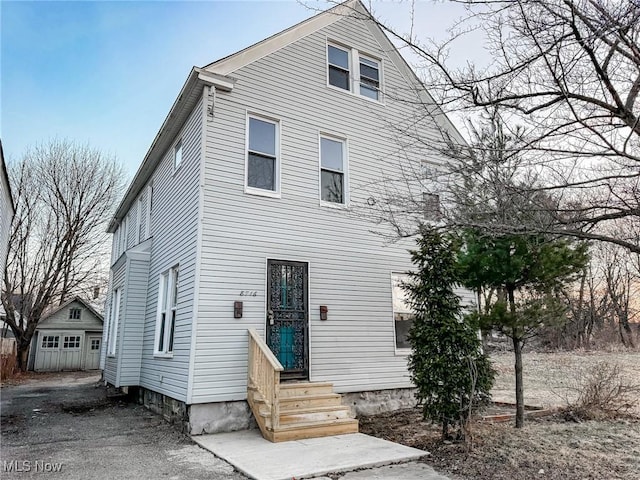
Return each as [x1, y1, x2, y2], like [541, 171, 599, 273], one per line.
[341, 0, 640, 252]
[1, 140, 126, 370]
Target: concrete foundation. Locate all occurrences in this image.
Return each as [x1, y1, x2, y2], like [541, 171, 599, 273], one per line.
[342, 387, 417, 416]
[134, 385, 417, 436]
[189, 400, 256, 435]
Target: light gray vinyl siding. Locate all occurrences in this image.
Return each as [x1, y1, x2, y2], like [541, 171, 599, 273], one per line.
[135, 98, 203, 402]
[191, 16, 442, 403]
[118, 256, 150, 385]
[103, 261, 126, 386]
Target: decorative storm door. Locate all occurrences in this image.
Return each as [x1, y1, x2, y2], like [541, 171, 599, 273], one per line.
[266, 260, 309, 380]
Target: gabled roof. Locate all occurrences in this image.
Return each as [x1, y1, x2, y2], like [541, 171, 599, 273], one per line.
[204, 0, 358, 76]
[109, 0, 465, 229]
[41, 296, 104, 323]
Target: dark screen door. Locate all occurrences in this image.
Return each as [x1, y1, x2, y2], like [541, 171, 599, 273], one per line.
[266, 260, 309, 380]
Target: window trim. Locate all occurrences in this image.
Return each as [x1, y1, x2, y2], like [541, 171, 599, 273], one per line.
[318, 133, 349, 207]
[144, 183, 153, 240]
[173, 139, 183, 173]
[136, 195, 143, 244]
[107, 289, 121, 356]
[326, 40, 384, 103]
[69, 308, 81, 320]
[244, 113, 281, 198]
[154, 265, 179, 357]
[391, 272, 414, 355]
[327, 43, 351, 92]
[358, 54, 381, 101]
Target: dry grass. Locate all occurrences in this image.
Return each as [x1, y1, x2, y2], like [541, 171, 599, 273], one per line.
[359, 351, 640, 480]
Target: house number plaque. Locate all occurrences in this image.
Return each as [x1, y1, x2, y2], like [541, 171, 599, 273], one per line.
[240, 291, 258, 297]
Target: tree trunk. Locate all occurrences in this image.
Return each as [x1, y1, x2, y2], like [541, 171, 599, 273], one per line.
[507, 286, 525, 428]
[16, 341, 30, 372]
[512, 333, 525, 428]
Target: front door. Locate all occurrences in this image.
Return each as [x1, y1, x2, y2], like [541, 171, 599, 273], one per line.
[266, 259, 309, 380]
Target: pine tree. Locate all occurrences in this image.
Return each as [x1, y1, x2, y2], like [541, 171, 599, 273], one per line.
[405, 228, 494, 440]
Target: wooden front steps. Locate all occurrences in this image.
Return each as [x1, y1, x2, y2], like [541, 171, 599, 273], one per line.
[252, 381, 359, 442]
[247, 330, 358, 443]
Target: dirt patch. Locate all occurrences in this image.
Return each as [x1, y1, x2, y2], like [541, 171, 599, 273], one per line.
[359, 351, 640, 480]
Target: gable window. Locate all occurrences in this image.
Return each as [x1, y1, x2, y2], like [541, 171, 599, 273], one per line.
[392, 273, 414, 352]
[327, 42, 383, 101]
[359, 56, 380, 100]
[107, 289, 121, 356]
[41, 335, 59, 349]
[155, 266, 178, 355]
[328, 44, 350, 91]
[246, 115, 279, 194]
[174, 139, 183, 171]
[118, 216, 128, 255]
[320, 136, 347, 204]
[69, 308, 81, 320]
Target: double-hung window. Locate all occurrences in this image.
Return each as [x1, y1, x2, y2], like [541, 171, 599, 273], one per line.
[144, 183, 153, 240]
[392, 273, 415, 352]
[107, 289, 121, 355]
[156, 266, 178, 355]
[246, 115, 279, 195]
[327, 42, 382, 100]
[359, 56, 380, 100]
[328, 44, 350, 91]
[320, 136, 347, 204]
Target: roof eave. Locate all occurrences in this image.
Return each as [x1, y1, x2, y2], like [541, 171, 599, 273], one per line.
[107, 68, 234, 233]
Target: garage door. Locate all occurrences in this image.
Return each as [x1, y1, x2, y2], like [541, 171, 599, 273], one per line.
[34, 332, 85, 371]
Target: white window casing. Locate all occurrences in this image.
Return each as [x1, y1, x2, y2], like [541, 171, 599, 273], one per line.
[391, 273, 414, 354]
[107, 289, 121, 356]
[144, 183, 153, 239]
[155, 265, 179, 356]
[319, 134, 349, 205]
[245, 114, 281, 197]
[173, 139, 183, 172]
[327, 41, 383, 102]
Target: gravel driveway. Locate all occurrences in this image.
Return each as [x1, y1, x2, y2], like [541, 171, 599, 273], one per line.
[0, 372, 247, 479]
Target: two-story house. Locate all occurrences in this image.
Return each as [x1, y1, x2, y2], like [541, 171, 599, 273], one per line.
[103, 0, 467, 441]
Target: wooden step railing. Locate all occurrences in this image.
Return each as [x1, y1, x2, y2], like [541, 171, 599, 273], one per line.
[247, 328, 283, 433]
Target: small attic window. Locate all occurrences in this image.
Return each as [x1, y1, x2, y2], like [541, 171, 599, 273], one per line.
[173, 139, 183, 171]
[69, 308, 81, 320]
[327, 42, 383, 101]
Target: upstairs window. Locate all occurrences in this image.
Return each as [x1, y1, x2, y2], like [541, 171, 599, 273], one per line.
[327, 42, 382, 101]
[145, 183, 153, 240]
[246, 115, 279, 194]
[328, 45, 350, 91]
[173, 139, 183, 171]
[320, 136, 347, 204]
[156, 266, 179, 355]
[69, 308, 81, 320]
[359, 56, 380, 100]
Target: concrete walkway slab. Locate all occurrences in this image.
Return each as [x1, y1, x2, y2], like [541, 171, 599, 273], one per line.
[192, 430, 428, 480]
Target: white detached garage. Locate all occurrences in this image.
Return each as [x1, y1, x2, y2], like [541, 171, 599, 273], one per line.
[31, 297, 104, 372]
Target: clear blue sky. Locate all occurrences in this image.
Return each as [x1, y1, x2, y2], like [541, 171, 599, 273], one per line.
[1, 0, 479, 179]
